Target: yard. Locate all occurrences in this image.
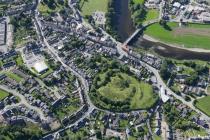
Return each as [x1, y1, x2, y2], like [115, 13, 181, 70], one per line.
[144, 9, 159, 23]
[94, 72, 158, 110]
[79, 0, 109, 16]
[0, 89, 9, 100]
[144, 22, 210, 49]
[132, 0, 145, 4]
[183, 128, 208, 137]
[0, 71, 23, 83]
[194, 96, 210, 116]
[38, 0, 68, 16]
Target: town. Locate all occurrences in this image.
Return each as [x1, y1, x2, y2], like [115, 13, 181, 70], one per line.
[0, 0, 210, 139]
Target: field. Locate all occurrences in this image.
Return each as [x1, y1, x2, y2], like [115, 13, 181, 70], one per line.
[0, 71, 23, 82]
[95, 72, 158, 110]
[144, 9, 159, 23]
[79, 0, 109, 16]
[183, 129, 208, 137]
[0, 89, 9, 100]
[132, 0, 145, 4]
[144, 22, 210, 49]
[194, 96, 210, 116]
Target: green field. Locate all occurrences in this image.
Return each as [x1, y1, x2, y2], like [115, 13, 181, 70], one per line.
[79, 0, 109, 16]
[0, 89, 9, 100]
[0, 71, 23, 82]
[94, 72, 158, 110]
[183, 129, 208, 137]
[132, 0, 144, 4]
[194, 96, 210, 116]
[144, 9, 159, 23]
[15, 55, 24, 66]
[144, 22, 210, 49]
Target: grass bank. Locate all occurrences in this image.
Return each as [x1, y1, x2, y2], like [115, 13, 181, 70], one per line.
[194, 96, 210, 116]
[144, 22, 210, 49]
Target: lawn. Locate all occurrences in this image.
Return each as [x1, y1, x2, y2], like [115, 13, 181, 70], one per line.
[0, 89, 9, 100]
[194, 96, 210, 116]
[15, 55, 24, 66]
[97, 72, 158, 110]
[79, 0, 109, 16]
[183, 129, 208, 137]
[14, 27, 37, 47]
[0, 71, 23, 82]
[144, 22, 210, 49]
[54, 98, 81, 120]
[144, 9, 159, 23]
[132, 0, 145, 4]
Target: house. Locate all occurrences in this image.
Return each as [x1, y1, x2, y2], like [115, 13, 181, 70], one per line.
[8, 116, 25, 125]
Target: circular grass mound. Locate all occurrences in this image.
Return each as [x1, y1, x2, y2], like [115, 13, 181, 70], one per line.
[90, 71, 159, 112]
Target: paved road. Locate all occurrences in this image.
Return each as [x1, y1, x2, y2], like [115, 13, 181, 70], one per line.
[142, 63, 210, 122]
[0, 85, 47, 121]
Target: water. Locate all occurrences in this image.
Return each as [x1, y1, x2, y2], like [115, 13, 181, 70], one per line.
[114, 0, 135, 42]
[112, 0, 210, 61]
[132, 38, 210, 61]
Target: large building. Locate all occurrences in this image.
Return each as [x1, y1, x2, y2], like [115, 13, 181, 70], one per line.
[0, 21, 6, 46]
[33, 61, 48, 74]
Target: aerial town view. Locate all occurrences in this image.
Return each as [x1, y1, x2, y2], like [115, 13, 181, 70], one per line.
[1, 0, 210, 139]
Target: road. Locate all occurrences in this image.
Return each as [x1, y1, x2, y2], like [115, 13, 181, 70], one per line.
[0, 85, 47, 121]
[34, 0, 210, 138]
[142, 63, 210, 122]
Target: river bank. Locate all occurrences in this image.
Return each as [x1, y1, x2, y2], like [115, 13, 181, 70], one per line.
[132, 35, 210, 61]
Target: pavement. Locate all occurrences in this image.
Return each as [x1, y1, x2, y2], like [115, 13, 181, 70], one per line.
[0, 85, 47, 121]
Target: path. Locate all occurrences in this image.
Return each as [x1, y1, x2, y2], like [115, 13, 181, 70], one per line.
[0, 85, 47, 121]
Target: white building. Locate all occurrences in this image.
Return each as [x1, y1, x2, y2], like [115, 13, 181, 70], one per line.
[159, 86, 170, 103]
[33, 61, 48, 73]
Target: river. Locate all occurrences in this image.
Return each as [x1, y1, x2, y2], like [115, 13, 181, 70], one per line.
[114, 0, 135, 42]
[132, 38, 210, 61]
[113, 0, 210, 61]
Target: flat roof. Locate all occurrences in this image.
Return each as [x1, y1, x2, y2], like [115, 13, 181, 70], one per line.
[33, 61, 48, 73]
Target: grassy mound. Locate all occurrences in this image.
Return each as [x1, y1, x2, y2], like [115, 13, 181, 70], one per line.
[91, 71, 158, 111]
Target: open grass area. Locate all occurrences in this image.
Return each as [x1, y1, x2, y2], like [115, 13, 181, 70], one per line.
[54, 98, 80, 120]
[183, 128, 208, 137]
[144, 9, 159, 23]
[153, 135, 161, 140]
[95, 72, 158, 110]
[14, 28, 36, 47]
[194, 96, 210, 116]
[6, 72, 23, 82]
[144, 22, 210, 49]
[0, 71, 23, 82]
[132, 0, 145, 4]
[0, 89, 9, 100]
[79, 0, 109, 16]
[15, 55, 24, 66]
[38, 0, 67, 16]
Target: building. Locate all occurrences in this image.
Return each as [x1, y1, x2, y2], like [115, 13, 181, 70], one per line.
[159, 86, 170, 103]
[33, 61, 48, 73]
[0, 21, 6, 46]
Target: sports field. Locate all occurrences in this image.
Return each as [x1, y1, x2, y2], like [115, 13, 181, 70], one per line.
[194, 96, 210, 116]
[97, 72, 158, 110]
[144, 22, 210, 49]
[79, 0, 109, 16]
